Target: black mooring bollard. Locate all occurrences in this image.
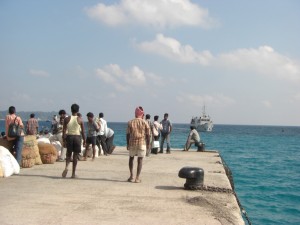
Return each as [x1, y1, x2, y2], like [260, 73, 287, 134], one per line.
[195, 142, 205, 152]
[178, 167, 204, 190]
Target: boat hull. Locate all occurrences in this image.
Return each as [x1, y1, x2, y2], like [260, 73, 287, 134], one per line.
[196, 122, 213, 132]
[190, 118, 213, 132]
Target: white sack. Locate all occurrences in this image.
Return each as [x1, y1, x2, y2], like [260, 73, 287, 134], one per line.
[0, 146, 20, 177]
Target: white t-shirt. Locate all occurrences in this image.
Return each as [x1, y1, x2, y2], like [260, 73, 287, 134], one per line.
[98, 118, 107, 136]
[105, 128, 114, 138]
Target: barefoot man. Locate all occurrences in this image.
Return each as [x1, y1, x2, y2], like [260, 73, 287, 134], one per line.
[62, 103, 86, 178]
[126, 106, 150, 183]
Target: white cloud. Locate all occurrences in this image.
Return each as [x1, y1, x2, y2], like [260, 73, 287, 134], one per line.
[217, 46, 300, 81]
[124, 66, 146, 86]
[137, 35, 300, 81]
[29, 69, 49, 78]
[176, 93, 235, 107]
[85, 3, 126, 26]
[95, 64, 161, 92]
[85, 0, 216, 29]
[136, 33, 213, 65]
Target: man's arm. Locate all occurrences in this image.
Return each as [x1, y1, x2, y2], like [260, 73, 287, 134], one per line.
[94, 121, 100, 132]
[145, 123, 151, 148]
[126, 123, 130, 150]
[126, 133, 130, 150]
[146, 133, 150, 149]
[36, 120, 39, 134]
[169, 121, 172, 133]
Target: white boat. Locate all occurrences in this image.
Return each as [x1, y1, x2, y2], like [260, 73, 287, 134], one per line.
[190, 106, 213, 132]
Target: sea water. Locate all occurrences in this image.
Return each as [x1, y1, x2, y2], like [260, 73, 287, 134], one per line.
[1, 121, 299, 225]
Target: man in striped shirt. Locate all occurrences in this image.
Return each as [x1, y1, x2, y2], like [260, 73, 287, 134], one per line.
[126, 106, 150, 183]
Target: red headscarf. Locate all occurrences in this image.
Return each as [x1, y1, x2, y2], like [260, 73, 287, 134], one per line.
[135, 106, 144, 118]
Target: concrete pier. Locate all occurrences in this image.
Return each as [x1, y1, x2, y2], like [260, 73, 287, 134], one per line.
[0, 147, 244, 225]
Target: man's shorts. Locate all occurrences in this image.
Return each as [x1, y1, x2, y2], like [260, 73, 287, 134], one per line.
[129, 145, 146, 158]
[86, 136, 96, 146]
[66, 135, 82, 154]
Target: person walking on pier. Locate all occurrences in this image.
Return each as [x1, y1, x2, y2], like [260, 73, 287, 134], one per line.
[62, 104, 86, 178]
[126, 106, 150, 183]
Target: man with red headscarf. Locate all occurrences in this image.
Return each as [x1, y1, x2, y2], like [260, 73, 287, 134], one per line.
[126, 106, 150, 183]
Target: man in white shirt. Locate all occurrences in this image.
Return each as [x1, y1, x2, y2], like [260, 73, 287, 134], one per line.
[96, 112, 108, 155]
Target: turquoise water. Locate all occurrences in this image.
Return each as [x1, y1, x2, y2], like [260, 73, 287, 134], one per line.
[1, 121, 300, 224]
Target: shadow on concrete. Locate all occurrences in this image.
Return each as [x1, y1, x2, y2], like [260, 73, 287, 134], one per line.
[18, 174, 127, 183]
[155, 185, 183, 190]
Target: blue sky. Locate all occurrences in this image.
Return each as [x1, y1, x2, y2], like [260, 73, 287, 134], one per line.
[1, 0, 300, 125]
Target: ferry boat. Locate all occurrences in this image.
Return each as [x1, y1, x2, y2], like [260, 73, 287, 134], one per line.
[190, 106, 213, 132]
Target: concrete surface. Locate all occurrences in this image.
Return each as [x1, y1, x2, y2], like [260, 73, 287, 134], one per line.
[0, 147, 244, 225]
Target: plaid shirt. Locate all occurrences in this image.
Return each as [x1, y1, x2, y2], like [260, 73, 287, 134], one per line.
[26, 118, 39, 135]
[126, 118, 150, 147]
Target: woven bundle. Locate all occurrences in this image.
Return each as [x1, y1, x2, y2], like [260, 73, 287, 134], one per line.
[38, 143, 57, 164]
[40, 154, 56, 164]
[21, 158, 35, 168]
[24, 135, 43, 165]
[21, 147, 35, 168]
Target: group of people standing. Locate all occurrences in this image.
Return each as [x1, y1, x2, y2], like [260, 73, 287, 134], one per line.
[4, 104, 201, 182]
[144, 113, 172, 155]
[84, 112, 115, 161]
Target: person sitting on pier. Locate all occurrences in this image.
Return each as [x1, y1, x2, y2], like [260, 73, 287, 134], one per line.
[183, 126, 203, 151]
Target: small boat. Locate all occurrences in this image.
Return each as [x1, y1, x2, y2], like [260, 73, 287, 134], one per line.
[190, 106, 213, 132]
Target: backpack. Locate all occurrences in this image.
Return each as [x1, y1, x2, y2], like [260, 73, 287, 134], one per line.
[8, 117, 22, 138]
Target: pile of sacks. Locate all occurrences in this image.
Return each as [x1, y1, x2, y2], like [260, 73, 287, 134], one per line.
[0, 135, 58, 178]
[0, 135, 105, 178]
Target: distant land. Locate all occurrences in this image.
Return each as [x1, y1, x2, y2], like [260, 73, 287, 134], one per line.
[0, 110, 58, 121]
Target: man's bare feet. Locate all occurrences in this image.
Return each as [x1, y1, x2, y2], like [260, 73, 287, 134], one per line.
[134, 178, 141, 183]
